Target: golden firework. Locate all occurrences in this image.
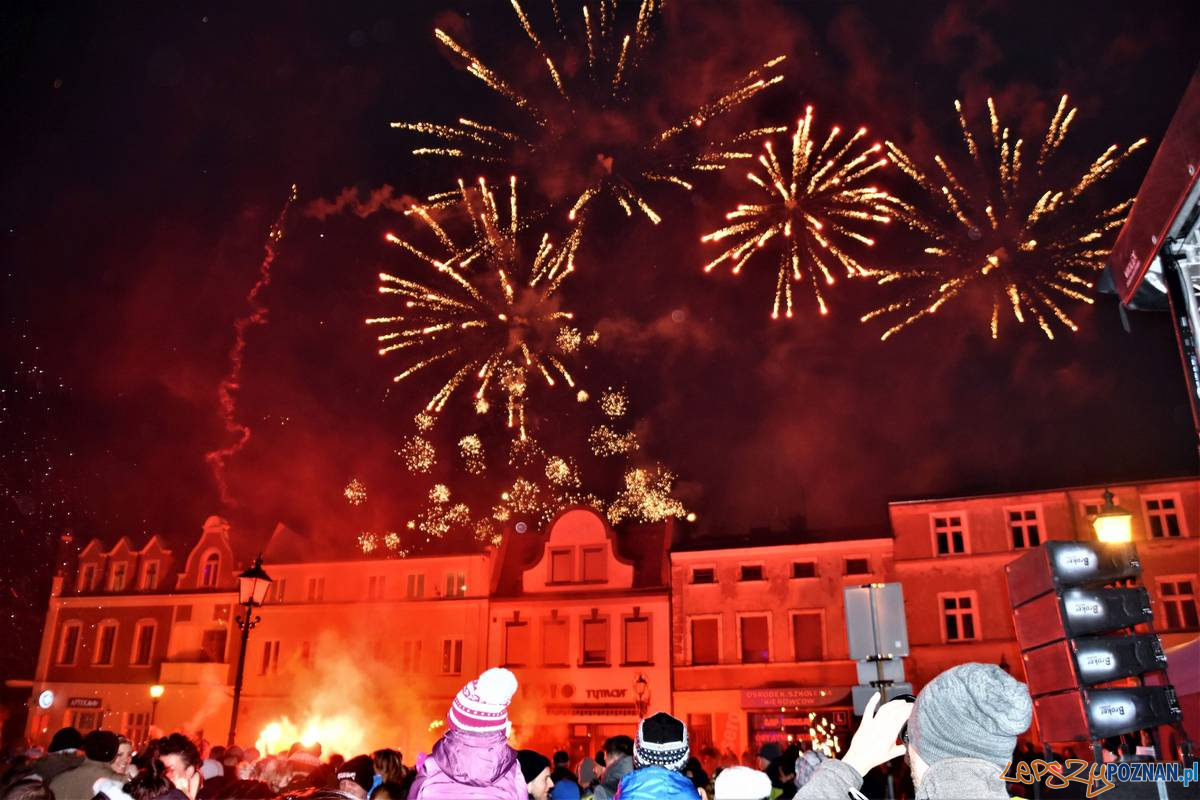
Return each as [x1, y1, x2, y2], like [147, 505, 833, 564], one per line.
[702, 107, 900, 318]
[862, 95, 1145, 340]
[399, 436, 436, 473]
[588, 424, 638, 457]
[343, 478, 368, 506]
[358, 532, 378, 554]
[458, 434, 487, 475]
[599, 387, 628, 418]
[391, 0, 785, 231]
[607, 465, 689, 524]
[368, 177, 582, 440]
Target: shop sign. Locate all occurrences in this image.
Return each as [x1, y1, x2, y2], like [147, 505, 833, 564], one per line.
[740, 687, 848, 709]
[68, 697, 102, 709]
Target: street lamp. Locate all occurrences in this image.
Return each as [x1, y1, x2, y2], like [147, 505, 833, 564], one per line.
[1092, 489, 1133, 543]
[228, 555, 272, 747]
[149, 684, 164, 730]
[633, 673, 650, 719]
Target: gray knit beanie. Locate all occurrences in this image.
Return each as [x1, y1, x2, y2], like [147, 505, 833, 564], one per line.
[908, 663, 1032, 769]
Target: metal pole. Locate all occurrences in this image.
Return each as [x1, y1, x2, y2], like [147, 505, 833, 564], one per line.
[867, 585, 890, 704]
[150, 698, 159, 729]
[227, 607, 252, 747]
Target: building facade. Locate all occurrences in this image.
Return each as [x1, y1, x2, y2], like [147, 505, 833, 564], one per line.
[25, 477, 1198, 759]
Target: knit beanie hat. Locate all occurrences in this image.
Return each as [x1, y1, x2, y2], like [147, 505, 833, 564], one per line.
[517, 750, 551, 784]
[793, 751, 826, 788]
[633, 712, 689, 771]
[713, 765, 772, 800]
[449, 667, 518, 733]
[336, 755, 375, 792]
[49, 727, 84, 753]
[756, 742, 781, 763]
[908, 662, 1032, 769]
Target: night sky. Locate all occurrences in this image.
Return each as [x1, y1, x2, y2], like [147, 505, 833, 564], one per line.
[3, 1, 1199, 671]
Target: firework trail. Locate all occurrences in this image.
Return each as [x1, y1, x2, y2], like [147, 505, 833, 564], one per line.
[205, 185, 298, 505]
[392, 0, 785, 232]
[702, 107, 901, 319]
[305, 185, 418, 220]
[862, 95, 1146, 340]
[366, 177, 582, 440]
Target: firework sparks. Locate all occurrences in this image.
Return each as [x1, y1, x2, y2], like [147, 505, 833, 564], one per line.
[588, 424, 639, 457]
[343, 478, 368, 506]
[399, 436, 436, 473]
[458, 434, 487, 475]
[368, 178, 582, 440]
[391, 2, 785, 231]
[545, 455, 581, 488]
[599, 387, 628, 418]
[607, 465, 688, 524]
[414, 412, 436, 432]
[862, 95, 1145, 340]
[206, 185, 298, 504]
[702, 109, 899, 318]
[358, 532, 378, 554]
[410, 484, 472, 539]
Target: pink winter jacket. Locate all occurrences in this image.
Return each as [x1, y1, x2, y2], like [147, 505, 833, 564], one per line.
[406, 728, 526, 800]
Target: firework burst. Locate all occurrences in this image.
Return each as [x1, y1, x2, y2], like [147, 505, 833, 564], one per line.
[702, 108, 900, 319]
[368, 177, 583, 440]
[391, 1, 785, 230]
[862, 95, 1146, 340]
[343, 478, 368, 506]
[607, 465, 688, 524]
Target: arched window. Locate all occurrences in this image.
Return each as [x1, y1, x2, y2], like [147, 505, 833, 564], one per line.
[201, 552, 221, 588]
[130, 620, 156, 666]
[93, 620, 119, 666]
[56, 622, 83, 665]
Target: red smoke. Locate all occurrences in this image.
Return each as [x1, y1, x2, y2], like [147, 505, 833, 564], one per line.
[304, 184, 417, 220]
[205, 185, 298, 506]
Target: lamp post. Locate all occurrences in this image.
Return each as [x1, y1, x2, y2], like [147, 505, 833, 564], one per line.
[149, 684, 164, 730]
[1092, 489, 1134, 543]
[228, 555, 273, 747]
[633, 673, 650, 719]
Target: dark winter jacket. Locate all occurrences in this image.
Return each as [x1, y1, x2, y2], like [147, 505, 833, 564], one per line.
[405, 728, 524, 800]
[614, 766, 701, 800]
[31, 751, 85, 783]
[591, 755, 632, 800]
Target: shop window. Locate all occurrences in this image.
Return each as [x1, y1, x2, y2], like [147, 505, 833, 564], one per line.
[504, 620, 530, 666]
[582, 547, 606, 582]
[94, 622, 118, 666]
[940, 593, 978, 642]
[582, 617, 609, 665]
[1144, 496, 1184, 538]
[624, 615, 651, 665]
[550, 549, 574, 583]
[739, 615, 769, 663]
[791, 612, 823, 661]
[543, 617, 568, 666]
[1159, 578, 1199, 630]
[739, 564, 764, 581]
[1008, 507, 1042, 549]
[791, 561, 817, 579]
[441, 639, 464, 674]
[57, 622, 82, 665]
[690, 567, 715, 584]
[932, 515, 967, 555]
[690, 618, 719, 665]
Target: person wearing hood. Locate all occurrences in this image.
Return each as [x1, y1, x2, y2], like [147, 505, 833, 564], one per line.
[613, 712, 699, 800]
[405, 667, 525, 799]
[50, 730, 121, 800]
[30, 727, 85, 784]
[796, 663, 1032, 800]
[589, 737, 631, 800]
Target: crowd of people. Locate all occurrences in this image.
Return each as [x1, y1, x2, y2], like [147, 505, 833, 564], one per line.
[0, 662, 1066, 800]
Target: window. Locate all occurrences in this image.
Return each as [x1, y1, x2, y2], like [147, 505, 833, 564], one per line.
[56, 622, 82, 665]
[201, 552, 221, 587]
[1159, 578, 1199, 630]
[1008, 507, 1042, 549]
[582, 547, 606, 582]
[140, 561, 159, 590]
[78, 564, 96, 593]
[201, 629, 227, 662]
[624, 615, 651, 665]
[690, 618, 719, 665]
[844, 558, 870, 576]
[543, 617, 568, 666]
[300, 641, 313, 669]
[550, 549, 574, 583]
[131, 621, 155, 666]
[174, 605, 193, 622]
[940, 593, 978, 642]
[739, 564, 764, 581]
[504, 620, 530, 666]
[739, 615, 770, 663]
[791, 561, 817, 579]
[259, 641, 280, 675]
[94, 622, 118, 665]
[689, 714, 714, 752]
[582, 617, 609, 665]
[441, 639, 464, 674]
[406, 574, 425, 599]
[791, 611, 823, 661]
[1145, 496, 1184, 538]
[402, 640, 422, 672]
[368, 576, 385, 600]
[691, 567, 716, 584]
[110, 562, 128, 592]
[212, 604, 230, 624]
[445, 571, 466, 597]
[933, 515, 967, 555]
[306, 578, 325, 601]
[275, 578, 287, 602]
